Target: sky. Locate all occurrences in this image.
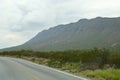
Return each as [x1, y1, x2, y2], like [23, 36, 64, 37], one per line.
[0, 0, 120, 49]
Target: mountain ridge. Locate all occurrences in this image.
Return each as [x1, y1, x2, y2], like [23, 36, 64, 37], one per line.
[1, 17, 120, 51]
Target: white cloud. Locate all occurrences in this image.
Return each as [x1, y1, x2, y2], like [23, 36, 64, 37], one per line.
[0, 0, 120, 48]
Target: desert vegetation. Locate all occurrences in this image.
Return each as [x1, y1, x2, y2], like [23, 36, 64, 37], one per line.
[0, 48, 120, 80]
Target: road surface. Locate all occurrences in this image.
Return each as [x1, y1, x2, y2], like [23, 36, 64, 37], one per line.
[0, 57, 90, 80]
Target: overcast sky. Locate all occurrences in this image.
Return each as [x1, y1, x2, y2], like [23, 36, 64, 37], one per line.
[0, 0, 120, 49]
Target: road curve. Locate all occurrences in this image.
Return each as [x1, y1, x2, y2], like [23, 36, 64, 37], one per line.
[0, 57, 90, 80]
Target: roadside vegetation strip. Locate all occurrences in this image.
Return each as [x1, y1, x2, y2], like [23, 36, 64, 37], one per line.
[12, 60, 40, 80]
[81, 69, 120, 80]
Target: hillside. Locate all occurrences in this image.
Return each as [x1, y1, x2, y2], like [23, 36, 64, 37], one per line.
[1, 17, 120, 51]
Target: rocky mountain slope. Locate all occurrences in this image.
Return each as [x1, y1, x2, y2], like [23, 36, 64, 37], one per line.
[1, 17, 120, 51]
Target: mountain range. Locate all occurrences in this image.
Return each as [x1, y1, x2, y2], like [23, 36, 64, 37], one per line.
[1, 17, 120, 51]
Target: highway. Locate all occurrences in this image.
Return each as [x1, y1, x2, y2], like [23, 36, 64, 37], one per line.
[0, 57, 90, 80]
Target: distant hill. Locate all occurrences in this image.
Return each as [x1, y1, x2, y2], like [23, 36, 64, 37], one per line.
[1, 17, 120, 51]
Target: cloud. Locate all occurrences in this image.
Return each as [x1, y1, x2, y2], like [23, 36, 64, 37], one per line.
[0, 0, 120, 48]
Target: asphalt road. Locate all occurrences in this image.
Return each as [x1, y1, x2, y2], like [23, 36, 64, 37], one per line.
[0, 57, 90, 80]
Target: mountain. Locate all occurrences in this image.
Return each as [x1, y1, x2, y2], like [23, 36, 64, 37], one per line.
[1, 17, 120, 51]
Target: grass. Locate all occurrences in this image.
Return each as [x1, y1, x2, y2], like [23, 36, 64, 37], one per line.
[81, 69, 120, 80]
